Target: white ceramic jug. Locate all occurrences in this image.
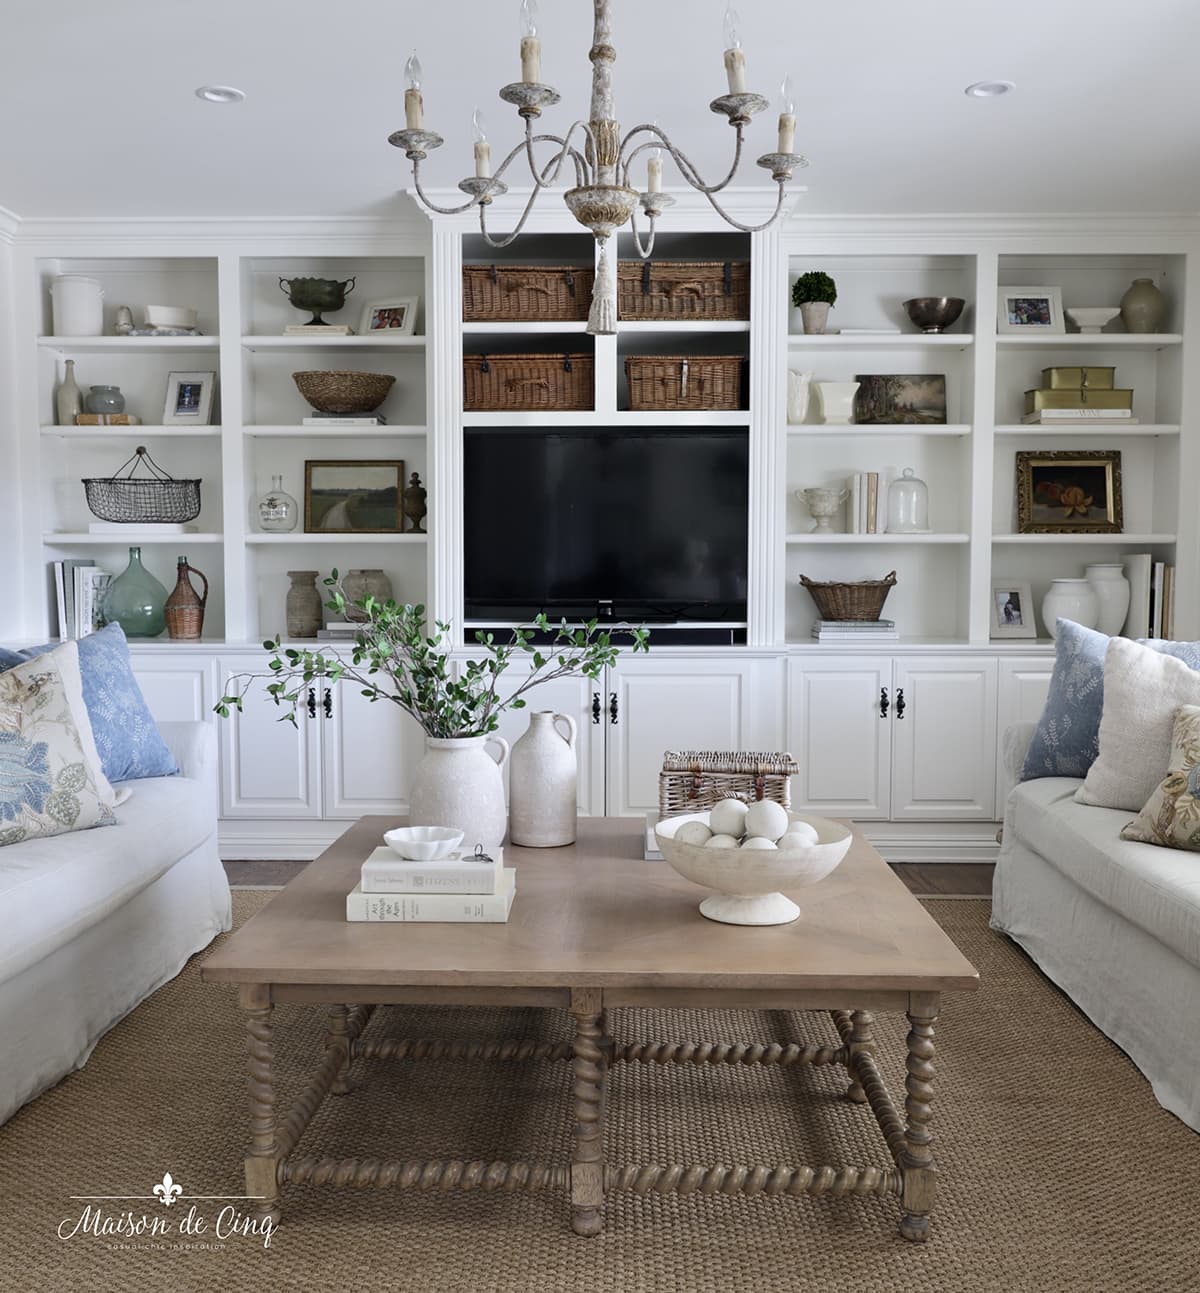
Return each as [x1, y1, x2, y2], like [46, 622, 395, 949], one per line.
[408, 734, 510, 849]
[509, 711, 578, 847]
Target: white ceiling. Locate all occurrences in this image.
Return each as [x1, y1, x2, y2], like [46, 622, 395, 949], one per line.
[3, 0, 1199, 220]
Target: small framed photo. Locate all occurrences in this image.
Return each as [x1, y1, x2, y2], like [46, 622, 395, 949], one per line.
[1016, 450, 1123, 534]
[990, 580, 1037, 639]
[304, 459, 405, 533]
[359, 297, 419, 336]
[162, 371, 216, 425]
[997, 286, 1065, 334]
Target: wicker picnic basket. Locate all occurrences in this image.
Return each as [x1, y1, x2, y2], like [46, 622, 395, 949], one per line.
[659, 751, 799, 819]
[463, 353, 593, 411]
[462, 264, 595, 322]
[624, 354, 744, 411]
[800, 570, 897, 621]
[82, 446, 201, 524]
[618, 260, 750, 321]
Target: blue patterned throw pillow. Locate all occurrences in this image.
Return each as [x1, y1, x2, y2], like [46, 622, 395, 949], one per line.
[0, 624, 178, 783]
[1021, 619, 1200, 781]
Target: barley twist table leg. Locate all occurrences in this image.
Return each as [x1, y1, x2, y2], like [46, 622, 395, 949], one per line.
[241, 984, 280, 1224]
[570, 988, 605, 1237]
[327, 1004, 354, 1096]
[845, 1009, 874, 1104]
[899, 993, 938, 1243]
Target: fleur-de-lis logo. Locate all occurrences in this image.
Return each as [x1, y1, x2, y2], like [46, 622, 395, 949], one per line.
[152, 1173, 183, 1207]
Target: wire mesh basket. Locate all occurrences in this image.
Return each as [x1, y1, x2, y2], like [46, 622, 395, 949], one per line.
[82, 446, 202, 524]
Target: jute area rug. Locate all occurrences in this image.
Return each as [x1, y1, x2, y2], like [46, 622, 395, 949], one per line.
[1, 894, 1197, 1293]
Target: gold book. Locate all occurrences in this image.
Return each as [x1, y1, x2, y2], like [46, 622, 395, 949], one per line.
[73, 413, 142, 426]
[1024, 388, 1133, 413]
[1041, 366, 1116, 391]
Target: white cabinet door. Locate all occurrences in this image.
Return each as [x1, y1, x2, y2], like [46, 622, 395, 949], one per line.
[129, 655, 216, 723]
[995, 657, 1054, 811]
[321, 680, 426, 819]
[218, 657, 321, 820]
[786, 657, 892, 819]
[891, 657, 998, 820]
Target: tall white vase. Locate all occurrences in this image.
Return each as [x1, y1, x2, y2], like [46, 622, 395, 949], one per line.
[408, 735, 510, 849]
[1041, 578, 1100, 641]
[1085, 563, 1132, 636]
[509, 710, 578, 847]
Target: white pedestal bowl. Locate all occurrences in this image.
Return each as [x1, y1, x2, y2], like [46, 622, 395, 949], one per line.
[654, 811, 853, 926]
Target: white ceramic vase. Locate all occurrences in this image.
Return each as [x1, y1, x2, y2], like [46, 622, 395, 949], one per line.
[786, 370, 812, 424]
[1041, 578, 1100, 641]
[1085, 563, 1132, 636]
[408, 735, 510, 849]
[815, 381, 860, 424]
[509, 710, 578, 847]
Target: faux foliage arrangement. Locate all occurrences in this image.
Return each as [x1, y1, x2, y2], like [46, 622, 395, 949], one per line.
[791, 271, 838, 307]
[215, 572, 650, 738]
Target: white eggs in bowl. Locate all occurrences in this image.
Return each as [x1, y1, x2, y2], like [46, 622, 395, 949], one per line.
[654, 808, 852, 926]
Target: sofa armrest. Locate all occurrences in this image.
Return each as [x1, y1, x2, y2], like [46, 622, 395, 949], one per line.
[1002, 721, 1037, 785]
[157, 719, 217, 788]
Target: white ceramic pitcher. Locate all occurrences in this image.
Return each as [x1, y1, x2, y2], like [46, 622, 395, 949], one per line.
[509, 711, 578, 847]
[408, 734, 510, 849]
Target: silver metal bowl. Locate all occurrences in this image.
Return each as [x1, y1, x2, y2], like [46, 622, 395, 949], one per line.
[903, 297, 965, 333]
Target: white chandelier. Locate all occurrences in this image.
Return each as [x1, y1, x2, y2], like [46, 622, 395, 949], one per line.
[389, 0, 807, 334]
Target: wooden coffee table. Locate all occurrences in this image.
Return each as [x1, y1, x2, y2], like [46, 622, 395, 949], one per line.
[201, 817, 978, 1241]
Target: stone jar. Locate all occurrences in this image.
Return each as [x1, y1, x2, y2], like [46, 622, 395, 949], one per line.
[1119, 277, 1165, 334]
[408, 735, 510, 850]
[285, 570, 322, 638]
[1085, 563, 1131, 636]
[1042, 578, 1099, 640]
[509, 711, 578, 847]
[341, 568, 393, 622]
[799, 301, 830, 335]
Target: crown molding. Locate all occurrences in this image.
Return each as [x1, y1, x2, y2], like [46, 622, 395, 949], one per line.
[0, 205, 20, 244]
[783, 211, 1200, 243]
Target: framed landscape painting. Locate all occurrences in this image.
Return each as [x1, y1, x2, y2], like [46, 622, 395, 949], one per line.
[1016, 450, 1123, 534]
[304, 459, 405, 533]
[854, 374, 947, 425]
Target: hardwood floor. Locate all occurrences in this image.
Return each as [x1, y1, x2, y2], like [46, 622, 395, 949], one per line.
[223, 858, 994, 896]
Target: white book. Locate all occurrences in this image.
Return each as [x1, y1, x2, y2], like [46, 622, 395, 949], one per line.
[813, 631, 899, 641]
[72, 564, 94, 637]
[84, 571, 111, 635]
[61, 559, 94, 639]
[644, 811, 663, 861]
[285, 324, 354, 336]
[1124, 553, 1152, 638]
[835, 327, 902, 335]
[52, 563, 67, 639]
[848, 473, 862, 534]
[302, 416, 383, 426]
[1151, 561, 1166, 638]
[1021, 411, 1137, 424]
[87, 521, 198, 533]
[347, 868, 516, 922]
[361, 845, 503, 894]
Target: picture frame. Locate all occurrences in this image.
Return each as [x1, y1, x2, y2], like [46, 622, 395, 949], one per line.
[1016, 449, 1123, 534]
[304, 459, 405, 533]
[359, 297, 419, 336]
[990, 580, 1037, 639]
[162, 371, 216, 425]
[997, 285, 1065, 335]
[854, 373, 947, 425]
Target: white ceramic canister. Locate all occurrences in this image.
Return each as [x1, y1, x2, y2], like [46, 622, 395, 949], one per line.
[408, 734, 510, 850]
[1041, 578, 1100, 640]
[50, 275, 104, 336]
[814, 381, 860, 425]
[509, 710, 578, 847]
[1085, 563, 1132, 636]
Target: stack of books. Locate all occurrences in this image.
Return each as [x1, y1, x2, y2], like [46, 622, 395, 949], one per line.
[1022, 366, 1136, 425]
[302, 413, 386, 426]
[1124, 554, 1176, 638]
[811, 618, 898, 642]
[846, 471, 881, 533]
[52, 560, 110, 638]
[346, 845, 515, 922]
[316, 620, 362, 641]
[285, 323, 354, 336]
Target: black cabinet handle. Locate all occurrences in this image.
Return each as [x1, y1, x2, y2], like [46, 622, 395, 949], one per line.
[307, 688, 317, 719]
[592, 693, 601, 725]
[609, 692, 619, 724]
[323, 688, 333, 719]
[879, 687, 889, 719]
[895, 688, 906, 720]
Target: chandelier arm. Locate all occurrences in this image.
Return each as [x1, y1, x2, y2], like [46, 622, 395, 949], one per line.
[697, 178, 788, 233]
[618, 123, 746, 196]
[628, 205, 658, 259]
[477, 183, 550, 250]
[410, 159, 484, 216]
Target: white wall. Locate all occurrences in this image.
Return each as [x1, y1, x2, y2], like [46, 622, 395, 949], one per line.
[0, 219, 23, 634]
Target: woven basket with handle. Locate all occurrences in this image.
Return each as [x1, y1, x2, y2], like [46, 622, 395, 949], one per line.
[463, 353, 593, 411]
[82, 446, 201, 524]
[624, 355, 744, 411]
[617, 260, 750, 321]
[800, 570, 898, 621]
[462, 265, 595, 322]
[658, 750, 799, 819]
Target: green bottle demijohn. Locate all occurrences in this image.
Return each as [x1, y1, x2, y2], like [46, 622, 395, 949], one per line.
[103, 546, 167, 638]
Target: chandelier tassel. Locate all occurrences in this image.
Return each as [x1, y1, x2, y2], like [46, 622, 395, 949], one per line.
[588, 237, 617, 336]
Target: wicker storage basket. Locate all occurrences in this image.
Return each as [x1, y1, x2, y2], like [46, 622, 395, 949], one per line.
[82, 446, 201, 524]
[463, 353, 593, 411]
[800, 570, 897, 621]
[624, 355, 744, 411]
[618, 260, 750, 321]
[658, 751, 799, 819]
[462, 265, 595, 322]
[292, 370, 395, 414]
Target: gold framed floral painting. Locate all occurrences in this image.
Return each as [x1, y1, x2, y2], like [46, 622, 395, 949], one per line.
[1015, 450, 1123, 534]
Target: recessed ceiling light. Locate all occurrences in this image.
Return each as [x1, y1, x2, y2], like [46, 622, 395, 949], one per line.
[964, 80, 1014, 98]
[195, 85, 245, 104]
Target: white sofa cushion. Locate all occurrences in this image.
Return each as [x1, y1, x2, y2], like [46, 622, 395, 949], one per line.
[1010, 777, 1200, 970]
[1121, 704, 1200, 851]
[0, 772, 213, 983]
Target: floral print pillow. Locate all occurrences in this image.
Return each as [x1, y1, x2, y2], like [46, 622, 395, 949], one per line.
[0, 651, 116, 847]
[1121, 705, 1200, 852]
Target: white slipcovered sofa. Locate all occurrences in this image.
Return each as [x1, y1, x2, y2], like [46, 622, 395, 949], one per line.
[992, 721, 1200, 1131]
[0, 720, 231, 1125]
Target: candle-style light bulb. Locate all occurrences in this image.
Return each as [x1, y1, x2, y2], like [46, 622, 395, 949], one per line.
[520, 0, 542, 82]
[403, 51, 424, 130]
[777, 74, 797, 154]
[722, 5, 747, 95]
[472, 108, 492, 178]
[404, 51, 422, 91]
[646, 122, 664, 194]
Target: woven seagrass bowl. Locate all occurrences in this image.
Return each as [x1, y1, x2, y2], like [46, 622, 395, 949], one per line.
[292, 370, 395, 414]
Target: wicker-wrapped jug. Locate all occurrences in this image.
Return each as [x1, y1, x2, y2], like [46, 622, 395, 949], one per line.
[164, 556, 208, 640]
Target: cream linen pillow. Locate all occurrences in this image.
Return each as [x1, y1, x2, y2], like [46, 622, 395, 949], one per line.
[1121, 704, 1200, 850]
[1076, 637, 1200, 811]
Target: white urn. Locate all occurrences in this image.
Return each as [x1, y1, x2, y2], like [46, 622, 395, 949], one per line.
[1041, 578, 1100, 641]
[408, 735, 510, 849]
[814, 380, 860, 424]
[509, 711, 578, 846]
[1085, 563, 1132, 636]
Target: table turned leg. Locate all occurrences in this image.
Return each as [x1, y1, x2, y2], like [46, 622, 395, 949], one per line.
[327, 1004, 355, 1095]
[570, 988, 606, 1237]
[844, 1009, 874, 1104]
[240, 983, 281, 1225]
[899, 992, 939, 1243]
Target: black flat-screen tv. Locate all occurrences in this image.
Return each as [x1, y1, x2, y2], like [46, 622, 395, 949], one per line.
[463, 427, 748, 624]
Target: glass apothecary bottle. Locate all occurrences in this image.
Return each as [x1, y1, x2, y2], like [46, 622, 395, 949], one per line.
[257, 475, 298, 532]
[885, 467, 930, 534]
[102, 547, 167, 638]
